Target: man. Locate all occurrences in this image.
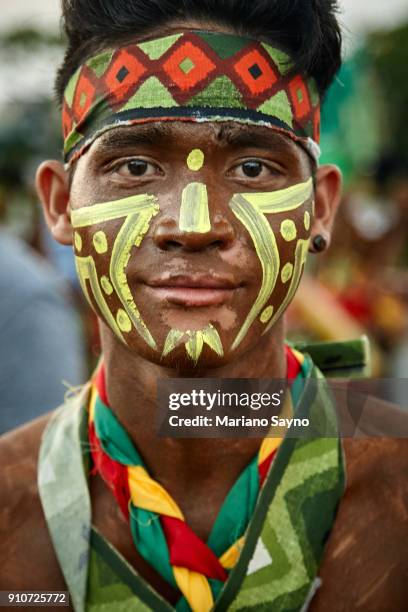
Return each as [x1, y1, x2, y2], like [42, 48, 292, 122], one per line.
[1, 1, 407, 611]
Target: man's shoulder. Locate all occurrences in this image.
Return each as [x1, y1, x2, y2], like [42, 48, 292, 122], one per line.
[0, 413, 69, 590]
[0, 413, 52, 491]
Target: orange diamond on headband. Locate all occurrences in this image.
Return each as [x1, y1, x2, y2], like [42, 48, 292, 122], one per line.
[288, 75, 311, 120]
[233, 50, 278, 96]
[62, 103, 73, 139]
[72, 72, 96, 121]
[163, 42, 216, 92]
[104, 50, 146, 102]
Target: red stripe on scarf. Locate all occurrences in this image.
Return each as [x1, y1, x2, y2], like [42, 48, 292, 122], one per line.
[258, 448, 278, 487]
[89, 421, 130, 519]
[161, 516, 228, 581]
[285, 345, 301, 381]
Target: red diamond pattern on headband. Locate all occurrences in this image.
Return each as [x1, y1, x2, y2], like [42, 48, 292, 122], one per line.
[288, 75, 311, 120]
[233, 49, 278, 97]
[72, 69, 97, 121]
[162, 41, 216, 92]
[104, 50, 147, 103]
[63, 31, 321, 161]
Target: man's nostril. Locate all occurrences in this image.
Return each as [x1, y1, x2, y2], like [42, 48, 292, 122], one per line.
[164, 240, 182, 251]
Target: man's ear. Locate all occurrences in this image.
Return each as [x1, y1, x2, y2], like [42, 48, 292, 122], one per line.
[36, 160, 72, 246]
[311, 164, 342, 249]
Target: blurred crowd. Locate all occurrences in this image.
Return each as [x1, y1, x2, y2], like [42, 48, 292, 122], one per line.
[0, 21, 407, 432]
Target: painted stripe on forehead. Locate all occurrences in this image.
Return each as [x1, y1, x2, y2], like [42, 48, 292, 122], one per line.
[239, 178, 313, 213]
[71, 194, 158, 228]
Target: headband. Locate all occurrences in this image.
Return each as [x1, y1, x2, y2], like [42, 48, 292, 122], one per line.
[62, 31, 321, 165]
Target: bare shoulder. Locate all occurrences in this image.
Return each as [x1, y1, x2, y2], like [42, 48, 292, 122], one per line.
[312, 426, 408, 610]
[0, 414, 67, 590]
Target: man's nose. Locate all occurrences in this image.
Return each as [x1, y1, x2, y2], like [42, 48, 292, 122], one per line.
[153, 182, 235, 251]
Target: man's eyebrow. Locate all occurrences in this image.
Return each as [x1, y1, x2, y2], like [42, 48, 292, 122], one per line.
[217, 125, 294, 151]
[97, 125, 171, 150]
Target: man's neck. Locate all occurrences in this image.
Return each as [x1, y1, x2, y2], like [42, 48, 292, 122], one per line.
[98, 322, 286, 535]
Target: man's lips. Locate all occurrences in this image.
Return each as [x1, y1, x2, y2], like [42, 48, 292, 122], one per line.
[144, 274, 241, 307]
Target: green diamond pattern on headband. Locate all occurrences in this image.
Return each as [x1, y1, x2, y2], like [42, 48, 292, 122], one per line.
[258, 91, 293, 128]
[179, 57, 195, 74]
[187, 76, 245, 109]
[138, 33, 183, 60]
[122, 77, 176, 110]
[62, 31, 320, 163]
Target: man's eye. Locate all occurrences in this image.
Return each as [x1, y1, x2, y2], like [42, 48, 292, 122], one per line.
[115, 159, 159, 177]
[232, 160, 277, 180]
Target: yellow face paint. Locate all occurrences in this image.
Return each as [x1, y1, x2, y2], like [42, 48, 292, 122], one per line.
[74, 232, 82, 252]
[260, 305, 274, 324]
[281, 262, 293, 283]
[100, 275, 113, 295]
[109, 202, 159, 350]
[116, 309, 132, 333]
[263, 238, 309, 334]
[280, 219, 297, 242]
[162, 325, 223, 363]
[75, 255, 125, 342]
[304, 210, 310, 231]
[186, 149, 205, 171]
[229, 179, 313, 351]
[186, 331, 204, 363]
[179, 182, 211, 233]
[162, 329, 185, 358]
[93, 230, 108, 254]
[71, 194, 159, 349]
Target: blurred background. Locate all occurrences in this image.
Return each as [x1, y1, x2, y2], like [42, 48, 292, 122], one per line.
[0, 0, 407, 431]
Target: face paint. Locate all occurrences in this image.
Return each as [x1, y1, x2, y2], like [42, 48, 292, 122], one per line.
[186, 149, 205, 171]
[229, 179, 313, 351]
[179, 182, 211, 233]
[281, 262, 294, 284]
[260, 305, 274, 324]
[71, 194, 159, 348]
[162, 325, 223, 363]
[280, 219, 297, 242]
[93, 230, 108, 254]
[262, 238, 309, 334]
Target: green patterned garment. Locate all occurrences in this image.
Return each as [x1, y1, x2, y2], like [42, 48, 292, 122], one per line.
[38, 351, 346, 612]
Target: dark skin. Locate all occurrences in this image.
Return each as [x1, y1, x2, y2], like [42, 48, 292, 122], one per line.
[37, 120, 340, 538]
[2, 413, 408, 611]
[0, 18, 352, 608]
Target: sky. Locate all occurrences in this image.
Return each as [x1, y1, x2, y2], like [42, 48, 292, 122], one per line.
[0, 0, 407, 34]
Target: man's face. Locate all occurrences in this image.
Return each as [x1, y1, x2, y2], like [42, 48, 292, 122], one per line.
[69, 121, 313, 367]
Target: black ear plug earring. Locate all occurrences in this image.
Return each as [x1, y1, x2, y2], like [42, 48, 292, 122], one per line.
[311, 234, 327, 253]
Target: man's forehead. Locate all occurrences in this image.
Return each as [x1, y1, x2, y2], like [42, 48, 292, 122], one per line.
[94, 122, 301, 154]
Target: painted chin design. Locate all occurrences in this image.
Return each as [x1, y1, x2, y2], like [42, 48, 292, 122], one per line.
[71, 148, 312, 365]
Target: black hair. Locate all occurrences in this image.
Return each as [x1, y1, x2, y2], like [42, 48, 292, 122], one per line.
[56, 0, 342, 103]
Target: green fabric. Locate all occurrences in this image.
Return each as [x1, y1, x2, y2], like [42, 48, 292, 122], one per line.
[38, 351, 345, 612]
[63, 30, 321, 163]
[92, 355, 306, 609]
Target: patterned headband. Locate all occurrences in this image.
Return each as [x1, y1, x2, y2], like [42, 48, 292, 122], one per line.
[62, 30, 321, 165]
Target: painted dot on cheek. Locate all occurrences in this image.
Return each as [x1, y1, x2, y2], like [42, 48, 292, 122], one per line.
[74, 232, 82, 252]
[304, 211, 310, 231]
[281, 262, 294, 283]
[186, 149, 205, 171]
[101, 275, 113, 295]
[280, 219, 297, 242]
[260, 305, 274, 324]
[93, 231, 108, 254]
[116, 309, 132, 333]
